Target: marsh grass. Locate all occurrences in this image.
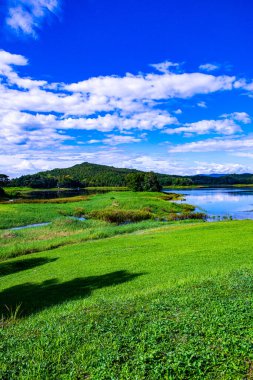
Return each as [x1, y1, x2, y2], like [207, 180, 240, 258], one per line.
[0, 191, 205, 260]
[0, 191, 186, 229]
[0, 195, 89, 204]
[167, 211, 206, 221]
[0, 219, 176, 260]
[89, 208, 152, 223]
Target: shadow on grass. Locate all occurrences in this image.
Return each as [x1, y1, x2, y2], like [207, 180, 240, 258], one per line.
[0, 270, 144, 317]
[0, 257, 58, 277]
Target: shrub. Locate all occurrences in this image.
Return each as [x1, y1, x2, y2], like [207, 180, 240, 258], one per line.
[1, 231, 18, 239]
[73, 207, 86, 217]
[160, 193, 183, 201]
[182, 203, 195, 212]
[89, 208, 152, 224]
[168, 212, 206, 221]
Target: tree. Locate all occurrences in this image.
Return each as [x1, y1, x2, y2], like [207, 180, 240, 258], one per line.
[57, 175, 82, 188]
[143, 172, 162, 192]
[127, 172, 162, 192]
[0, 174, 10, 187]
[0, 187, 6, 197]
[126, 173, 145, 191]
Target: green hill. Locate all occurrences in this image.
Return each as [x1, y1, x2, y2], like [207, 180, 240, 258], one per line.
[10, 162, 186, 188]
[9, 161, 253, 188]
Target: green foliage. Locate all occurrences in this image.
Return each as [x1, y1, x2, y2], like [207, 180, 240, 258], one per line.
[8, 162, 253, 189]
[0, 191, 197, 260]
[126, 172, 145, 191]
[0, 174, 10, 187]
[10, 174, 58, 189]
[0, 191, 189, 229]
[168, 211, 206, 221]
[10, 162, 141, 188]
[56, 175, 82, 188]
[126, 172, 162, 191]
[143, 171, 162, 191]
[0, 187, 6, 198]
[89, 208, 152, 224]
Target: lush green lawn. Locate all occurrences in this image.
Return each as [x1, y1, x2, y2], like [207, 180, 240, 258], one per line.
[1, 220, 253, 379]
[0, 219, 176, 261]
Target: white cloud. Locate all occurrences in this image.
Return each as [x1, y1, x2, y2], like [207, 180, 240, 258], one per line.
[191, 161, 249, 174]
[221, 112, 251, 124]
[197, 101, 207, 108]
[0, 51, 237, 118]
[0, 49, 47, 89]
[0, 50, 252, 176]
[165, 119, 242, 136]
[199, 63, 219, 72]
[6, 0, 60, 37]
[164, 112, 249, 136]
[169, 137, 253, 153]
[150, 61, 180, 74]
[233, 152, 253, 159]
[233, 79, 253, 96]
[89, 135, 142, 146]
[66, 71, 235, 100]
[0, 49, 27, 67]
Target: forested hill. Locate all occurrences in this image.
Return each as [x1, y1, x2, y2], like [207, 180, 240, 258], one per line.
[10, 162, 181, 188]
[41, 162, 142, 187]
[8, 162, 253, 188]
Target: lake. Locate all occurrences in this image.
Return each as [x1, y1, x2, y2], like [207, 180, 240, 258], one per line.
[164, 187, 253, 220]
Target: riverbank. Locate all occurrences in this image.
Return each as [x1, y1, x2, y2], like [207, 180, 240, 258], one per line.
[3, 184, 253, 200]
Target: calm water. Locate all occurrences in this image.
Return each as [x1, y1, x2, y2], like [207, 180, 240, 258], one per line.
[164, 187, 253, 220]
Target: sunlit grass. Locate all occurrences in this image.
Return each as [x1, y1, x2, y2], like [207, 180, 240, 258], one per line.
[1, 220, 253, 378]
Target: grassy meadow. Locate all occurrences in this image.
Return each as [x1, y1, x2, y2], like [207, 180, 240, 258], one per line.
[1, 191, 253, 379]
[0, 191, 199, 261]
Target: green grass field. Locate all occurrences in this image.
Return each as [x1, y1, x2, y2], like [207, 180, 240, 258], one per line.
[0, 191, 186, 229]
[0, 191, 198, 261]
[1, 192, 253, 379]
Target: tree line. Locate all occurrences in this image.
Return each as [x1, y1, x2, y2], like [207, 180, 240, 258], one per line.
[2, 163, 253, 194]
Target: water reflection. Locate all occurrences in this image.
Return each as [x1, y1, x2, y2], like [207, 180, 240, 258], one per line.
[189, 193, 242, 203]
[164, 187, 253, 220]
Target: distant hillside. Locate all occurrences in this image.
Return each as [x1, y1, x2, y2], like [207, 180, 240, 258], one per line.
[200, 174, 226, 178]
[10, 162, 184, 188]
[43, 162, 142, 187]
[9, 162, 253, 188]
[190, 173, 253, 185]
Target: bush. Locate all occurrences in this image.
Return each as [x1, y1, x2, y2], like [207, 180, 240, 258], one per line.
[73, 207, 86, 217]
[168, 212, 206, 221]
[89, 208, 152, 224]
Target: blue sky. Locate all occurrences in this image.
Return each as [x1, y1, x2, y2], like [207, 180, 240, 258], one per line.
[1, 0, 253, 177]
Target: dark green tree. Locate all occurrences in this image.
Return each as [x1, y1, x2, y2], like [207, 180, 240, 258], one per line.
[143, 172, 162, 192]
[0, 174, 10, 187]
[126, 173, 145, 191]
[57, 175, 82, 188]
